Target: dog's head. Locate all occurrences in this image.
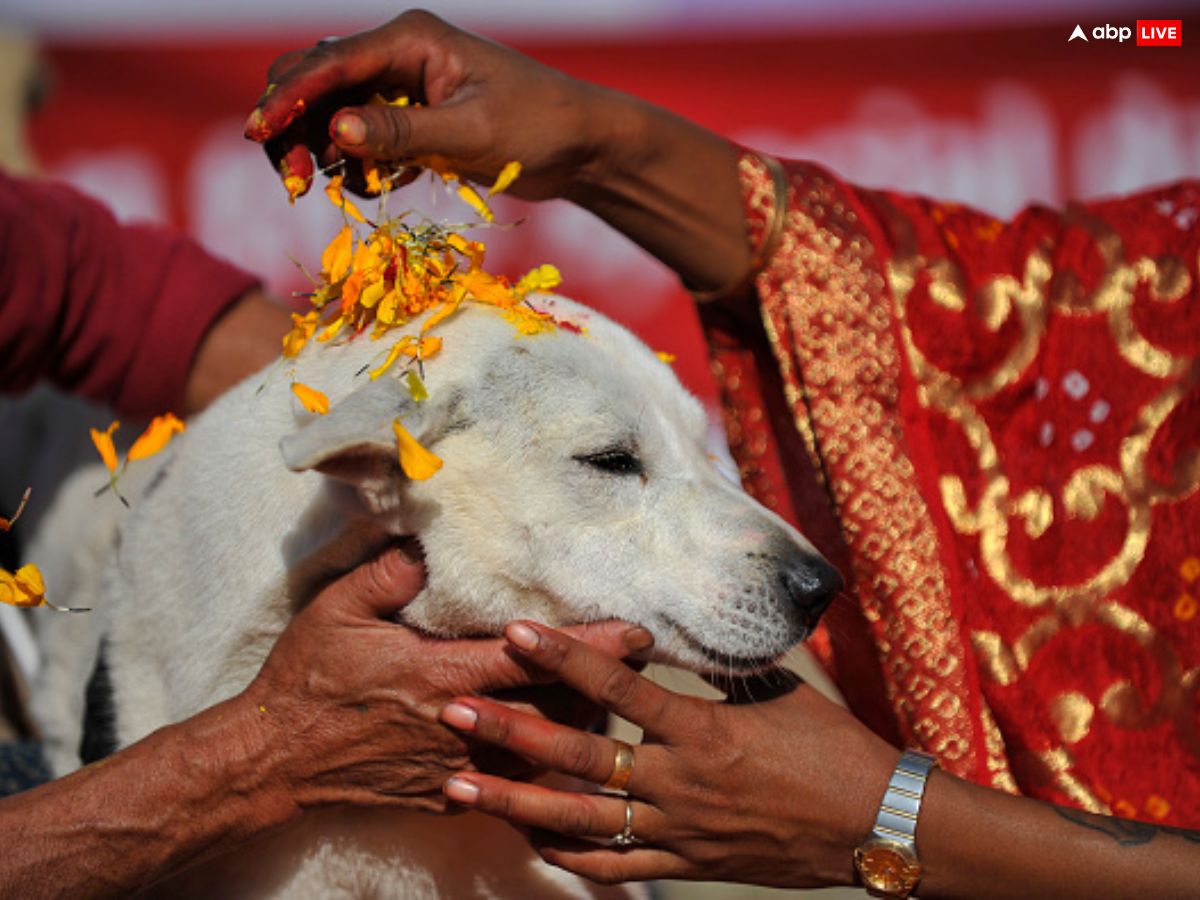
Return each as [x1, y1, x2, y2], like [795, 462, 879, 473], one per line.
[280, 297, 841, 673]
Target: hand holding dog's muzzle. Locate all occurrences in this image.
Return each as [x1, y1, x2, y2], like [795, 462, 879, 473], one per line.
[240, 548, 654, 814]
[438, 621, 900, 889]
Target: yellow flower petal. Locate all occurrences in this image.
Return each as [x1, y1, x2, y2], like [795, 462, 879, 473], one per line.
[284, 175, 307, 203]
[0, 564, 46, 608]
[420, 297, 463, 334]
[363, 161, 384, 196]
[656, 351, 677, 364]
[514, 264, 562, 298]
[369, 337, 413, 380]
[405, 370, 429, 403]
[456, 183, 494, 223]
[127, 414, 186, 463]
[90, 421, 120, 473]
[393, 419, 443, 481]
[359, 278, 387, 309]
[489, 161, 521, 196]
[291, 383, 330, 415]
[282, 311, 320, 358]
[321, 225, 354, 281]
[324, 174, 367, 223]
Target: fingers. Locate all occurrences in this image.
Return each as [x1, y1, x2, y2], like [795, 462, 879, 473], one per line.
[245, 12, 451, 144]
[425, 620, 653, 697]
[315, 545, 426, 620]
[443, 772, 665, 845]
[532, 835, 688, 884]
[504, 622, 681, 730]
[442, 696, 650, 792]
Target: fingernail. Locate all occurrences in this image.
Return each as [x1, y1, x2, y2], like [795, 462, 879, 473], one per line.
[623, 626, 655, 653]
[445, 776, 480, 804]
[244, 107, 269, 141]
[506, 622, 540, 651]
[334, 114, 367, 146]
[441, 702, 478, 731]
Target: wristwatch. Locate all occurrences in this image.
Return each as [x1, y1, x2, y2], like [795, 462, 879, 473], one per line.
[853, 749, 938, 898]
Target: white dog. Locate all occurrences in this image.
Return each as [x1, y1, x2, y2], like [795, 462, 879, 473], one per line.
[31, 295, 840, 898]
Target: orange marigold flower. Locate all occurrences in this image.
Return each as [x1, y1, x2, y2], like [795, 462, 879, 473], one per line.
[90, 421, 120, 473]
[291, 383, 330, 415]
[127, 414, 186, 463]
[393, 419, 442, 481]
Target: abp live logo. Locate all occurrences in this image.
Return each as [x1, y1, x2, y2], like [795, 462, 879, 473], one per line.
[1136, 19, 1182, 45]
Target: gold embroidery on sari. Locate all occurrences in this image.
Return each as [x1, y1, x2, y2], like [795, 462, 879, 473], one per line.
[880, 192, 1200, 804]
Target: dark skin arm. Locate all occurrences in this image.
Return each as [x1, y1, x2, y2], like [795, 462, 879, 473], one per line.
[438, 622, 1200, 899]
[0, 554, 650, 898]
[244, 9, 749, 297]
[183, 288, 290, 414]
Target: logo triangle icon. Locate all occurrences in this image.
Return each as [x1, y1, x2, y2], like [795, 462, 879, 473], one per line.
[1069, 24, 1089, 41]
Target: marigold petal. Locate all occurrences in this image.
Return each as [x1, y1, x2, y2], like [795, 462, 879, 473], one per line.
[369, 337, 413, 380]
[359, 278, 388, 310]
[456, 183, 494, 223]
[405, 370, 429, 403]
[420, 298, 463, 334]
[489, 161, 521, 196]
[0, 564, 45, 608]
[90, 421, 121, 473]
[656, 351, 677, 364]
[324, 174, 367, 223]
[363, 162, 384, 196]
[321, 225, 354, 281]
[514, 263, 562, 298]
[393, 419, 443, 481]
[127, 414, 186, 463]
[291, 383, 330, 415]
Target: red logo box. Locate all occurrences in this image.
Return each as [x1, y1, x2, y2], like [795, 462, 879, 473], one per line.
[1136, 19, 1182, 45]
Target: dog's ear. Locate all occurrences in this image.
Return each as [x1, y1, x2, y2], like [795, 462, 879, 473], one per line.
[279, 376, 431, 488]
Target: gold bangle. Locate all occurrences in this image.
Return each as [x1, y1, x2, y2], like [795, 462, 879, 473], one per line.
[690, 151, 788, 304]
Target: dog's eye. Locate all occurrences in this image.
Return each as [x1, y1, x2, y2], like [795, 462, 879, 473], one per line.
[574, 448, 644, 476]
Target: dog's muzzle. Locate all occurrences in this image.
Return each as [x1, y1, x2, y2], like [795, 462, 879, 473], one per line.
[780, 553, 844, 629]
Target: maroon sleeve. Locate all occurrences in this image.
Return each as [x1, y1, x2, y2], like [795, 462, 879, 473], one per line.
[0, 171, 261, 415]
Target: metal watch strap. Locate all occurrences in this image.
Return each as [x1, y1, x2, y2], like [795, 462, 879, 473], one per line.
[871, 749, 937, 846]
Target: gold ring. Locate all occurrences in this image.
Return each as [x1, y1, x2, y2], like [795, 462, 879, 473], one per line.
[602, 740, 636, 792]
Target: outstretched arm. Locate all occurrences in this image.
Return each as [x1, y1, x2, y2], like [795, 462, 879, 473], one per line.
[245, 9, 750, 297]
[439, 622, 1200, 898]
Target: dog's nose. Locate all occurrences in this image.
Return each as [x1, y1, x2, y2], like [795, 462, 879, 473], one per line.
[781, 555, 844, 626]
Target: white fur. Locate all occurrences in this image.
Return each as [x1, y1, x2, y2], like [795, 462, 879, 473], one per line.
[31, 296, 833, 898]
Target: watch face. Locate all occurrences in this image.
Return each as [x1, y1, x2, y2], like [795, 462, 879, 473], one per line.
[857, 845, 920, 893]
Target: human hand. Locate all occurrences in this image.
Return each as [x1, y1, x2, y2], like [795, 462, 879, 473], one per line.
[437, 621, 899, 888]
[244, 9, 619, 201]
[242, 551, 653, 815]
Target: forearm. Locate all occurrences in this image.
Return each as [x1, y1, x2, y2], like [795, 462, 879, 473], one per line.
[918, 771, 1200, 899]
[184, 288, 291, 414]
[0, 693, 297, 898]
[570, 87, 750, 295]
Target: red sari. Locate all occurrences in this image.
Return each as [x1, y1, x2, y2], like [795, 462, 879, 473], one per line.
[704, 151, 1200, 825]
